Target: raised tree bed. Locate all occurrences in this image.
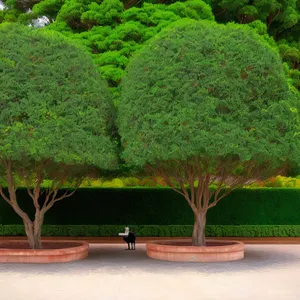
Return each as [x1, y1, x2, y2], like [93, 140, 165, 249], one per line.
[146, 240, 244, 262]
[0, 240, 89, 263]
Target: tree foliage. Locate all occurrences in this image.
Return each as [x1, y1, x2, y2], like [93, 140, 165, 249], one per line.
[208, 0, 299, 36]
[119, 19, 293, 166]
[1, 0, 213, 93]
[204, 0, 300, 90]
[0, 23, 117, 168]
[55, 0, 213, 91]
[2, 0, 299, 91]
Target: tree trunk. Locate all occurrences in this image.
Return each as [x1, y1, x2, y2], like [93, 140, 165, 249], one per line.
[23, 218, 35, 249]
[32, 231, 42, 249]
[33, 211, 44, 249]
[192, 212, 207, 246]
[23, 213, 44, 249]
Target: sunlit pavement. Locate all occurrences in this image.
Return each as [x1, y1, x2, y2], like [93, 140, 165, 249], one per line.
[0, 243, 299, 300]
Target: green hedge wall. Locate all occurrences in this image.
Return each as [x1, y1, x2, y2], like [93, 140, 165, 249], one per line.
[1, 225, 300, 237]
[0, 188, 300, 225]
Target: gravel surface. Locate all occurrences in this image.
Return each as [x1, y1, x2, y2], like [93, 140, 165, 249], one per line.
[0, 243, 299, 300]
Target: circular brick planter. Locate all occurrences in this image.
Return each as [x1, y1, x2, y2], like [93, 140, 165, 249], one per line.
[146, 240, 244, 262]
[0, 240, 89, 263]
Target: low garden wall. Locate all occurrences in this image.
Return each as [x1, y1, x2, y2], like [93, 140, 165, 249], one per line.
[0, 188, 300, 237]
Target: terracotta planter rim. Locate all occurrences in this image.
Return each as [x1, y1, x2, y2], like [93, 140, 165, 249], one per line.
[146, 239, 245, 262]
[0, 240, 88, 256]
[0, 240, 89, 263]
[147, 239, 244, 254]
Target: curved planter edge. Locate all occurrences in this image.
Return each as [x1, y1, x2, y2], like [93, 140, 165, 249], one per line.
[0, 240, 89, 263]
[146, 239, 244, 262]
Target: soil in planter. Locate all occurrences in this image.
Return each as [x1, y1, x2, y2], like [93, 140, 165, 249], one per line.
[0, 242, 82, 249]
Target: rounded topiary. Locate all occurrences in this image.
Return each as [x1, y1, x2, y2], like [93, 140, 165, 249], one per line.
[118, 19, 291, 167]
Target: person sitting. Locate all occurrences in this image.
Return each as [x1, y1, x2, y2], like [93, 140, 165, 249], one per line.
[118, 226, 136, 250]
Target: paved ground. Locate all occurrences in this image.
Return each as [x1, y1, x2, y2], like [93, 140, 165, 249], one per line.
[0, 243, 300, 300]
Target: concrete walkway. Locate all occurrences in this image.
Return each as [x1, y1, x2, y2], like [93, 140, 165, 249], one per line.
[0, 243, 299, 300]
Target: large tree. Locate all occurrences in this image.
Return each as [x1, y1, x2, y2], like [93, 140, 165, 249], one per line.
[0, 23, 118, 249]
[117, 19, 296, 246]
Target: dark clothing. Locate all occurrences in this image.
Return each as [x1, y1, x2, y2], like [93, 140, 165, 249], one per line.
[123, 232, 136, 250]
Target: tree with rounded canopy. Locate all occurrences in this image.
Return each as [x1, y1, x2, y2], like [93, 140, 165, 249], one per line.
[0, 23, 118, 249]
[118, 19, 296, 246]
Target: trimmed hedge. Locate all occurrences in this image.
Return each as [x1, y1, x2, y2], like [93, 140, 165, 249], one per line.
[1, 188, 300, 225]
[1, 225, 300, 237]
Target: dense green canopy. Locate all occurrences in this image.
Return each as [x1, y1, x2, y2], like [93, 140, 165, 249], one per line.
[207, 0, 300, 91]
[1, 0, 299, 92]
[0, 23, 117, 169]
[208, 0, 300, 38]
[1, 0, 214, 91]
[118, 19, 294, 168]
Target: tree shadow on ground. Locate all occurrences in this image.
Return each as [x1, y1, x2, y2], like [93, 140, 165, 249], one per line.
[1, 244, 299, 275]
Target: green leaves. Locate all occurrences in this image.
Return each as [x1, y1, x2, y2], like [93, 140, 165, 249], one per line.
[81, 0, 124, 26]
[44, 0, 214, 89]
[0, 23, 118, 171]
[118, 19, 294, 172]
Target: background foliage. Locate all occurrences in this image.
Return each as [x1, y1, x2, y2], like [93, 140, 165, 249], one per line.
[2, 224, 300, 237]
[4, 0, 213, 101]
[1, 0, 299, 93]
[1, 188, 300, 225]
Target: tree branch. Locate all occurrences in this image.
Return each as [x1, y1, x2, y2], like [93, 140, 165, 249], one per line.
[42, 178, 83, 213]
[0, 185, 11, 205]
[2, 159, 32, 224]
[153, 162, 197, 213]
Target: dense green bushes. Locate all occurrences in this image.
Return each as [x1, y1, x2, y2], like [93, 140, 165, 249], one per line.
[5, 175, 300, 189]
[48, 0, 214, 92]
[1, 0, 299, 92]
[2, 188, 300, 237]
[248, 175, 300, 188]
[81, 175, 300, 188]
[1, 188, 300, 226]
[1, 0, 214, 97]
[2, 224, 300, 237]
